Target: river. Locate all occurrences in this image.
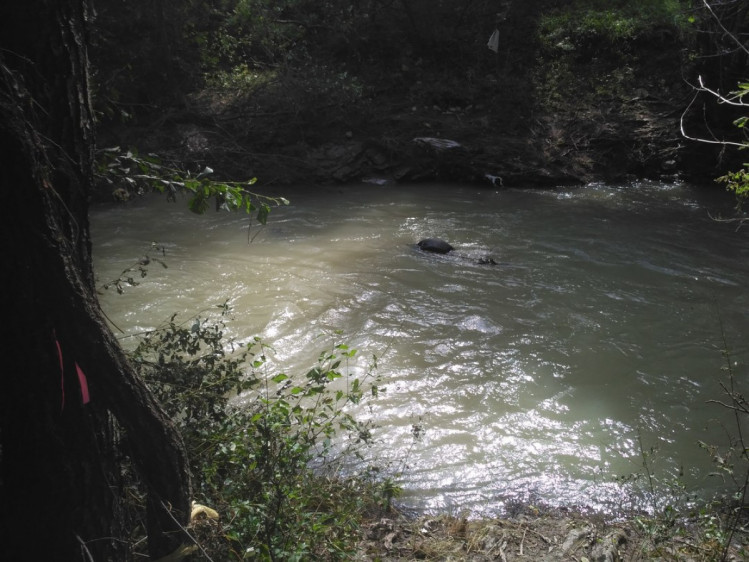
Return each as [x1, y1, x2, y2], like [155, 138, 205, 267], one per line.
[91, 180, 749, 516]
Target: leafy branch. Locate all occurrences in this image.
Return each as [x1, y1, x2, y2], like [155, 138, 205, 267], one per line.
[680, 1, 749, 214]
[96, 146, 289, 226]
[681, 79, 749, 215]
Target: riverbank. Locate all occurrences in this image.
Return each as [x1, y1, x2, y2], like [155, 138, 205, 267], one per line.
[96, 4, 743, 195]
[184, 493, 746, 560]
[100, 53, 697, 191]
[353, 506, 743, 561]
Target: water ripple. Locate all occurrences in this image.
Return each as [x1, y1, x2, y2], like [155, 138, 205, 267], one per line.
[92, 182, 749, 515]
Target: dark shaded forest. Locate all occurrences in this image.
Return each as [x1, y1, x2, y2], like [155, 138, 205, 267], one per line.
[92, 0, 749, 190]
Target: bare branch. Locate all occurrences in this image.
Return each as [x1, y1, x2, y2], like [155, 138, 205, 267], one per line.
[707, 211, 748, 230]
[697, 75, 749, 107]
[679, 86, 748, 148]
[707, 398, 749, 414]
[702, 0, 749, 58]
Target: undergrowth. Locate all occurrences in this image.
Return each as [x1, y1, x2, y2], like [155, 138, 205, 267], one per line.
[119, 301, 749, 560]
[127, 303, 397, 560]
[539, 0, 693, 51]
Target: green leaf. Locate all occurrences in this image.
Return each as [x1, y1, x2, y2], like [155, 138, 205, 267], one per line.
[184, 179, 201, 192]
[272, 373, 289, 383]
[189, 193, 209, 214]
[257, 203, 271, 225]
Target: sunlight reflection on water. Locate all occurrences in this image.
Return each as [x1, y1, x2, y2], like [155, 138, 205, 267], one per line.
[92, 181, 749, 515]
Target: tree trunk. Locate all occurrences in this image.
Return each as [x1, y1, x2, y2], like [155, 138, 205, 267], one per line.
[0, 1, 191, 559]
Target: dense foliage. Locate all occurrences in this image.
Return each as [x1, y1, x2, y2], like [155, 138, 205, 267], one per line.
[127, 306, 397, 560]
[91, 0, 731, 191]
[90, 0, 699, 121]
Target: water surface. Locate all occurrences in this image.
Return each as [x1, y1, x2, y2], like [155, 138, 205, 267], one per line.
[92, 181, 749, 515]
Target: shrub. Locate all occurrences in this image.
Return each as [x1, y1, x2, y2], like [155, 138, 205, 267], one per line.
[129, 304, 394, 560]
[539, 0, 692, 55]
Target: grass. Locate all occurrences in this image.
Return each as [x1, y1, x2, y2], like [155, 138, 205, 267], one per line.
[538, 0, 693, 50]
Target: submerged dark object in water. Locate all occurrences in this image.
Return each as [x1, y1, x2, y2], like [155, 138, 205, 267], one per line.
[417, 238, 498, 265]
[417, 238, 454, 254]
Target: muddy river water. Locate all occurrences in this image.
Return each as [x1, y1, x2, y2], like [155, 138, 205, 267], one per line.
[92, 181, 749, 515]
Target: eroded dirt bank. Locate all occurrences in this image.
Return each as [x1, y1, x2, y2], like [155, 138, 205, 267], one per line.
[99, 18, 740, 193]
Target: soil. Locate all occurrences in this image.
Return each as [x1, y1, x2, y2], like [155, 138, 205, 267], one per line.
[354, 508, 745, 561]
[102, 78, 688, 190]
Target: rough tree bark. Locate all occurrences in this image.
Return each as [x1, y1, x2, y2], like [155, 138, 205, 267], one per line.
[0, 1, 191, 559]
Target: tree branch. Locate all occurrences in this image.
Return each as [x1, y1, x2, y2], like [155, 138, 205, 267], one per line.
[680, 76, 748, 148]
[702, 0, 749, 58]
[696, 75, 749, 107]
